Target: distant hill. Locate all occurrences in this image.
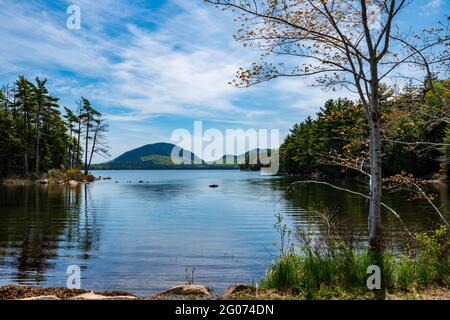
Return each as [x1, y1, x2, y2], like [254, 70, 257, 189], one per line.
[214, 149, 275, 171]
[207, 148, 273, 170]
[91, 142, 238, 170]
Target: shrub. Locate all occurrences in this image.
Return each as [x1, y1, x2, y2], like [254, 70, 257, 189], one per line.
[414, 225, 450, 287]
[262, 210, 449, 297]
[47, 168, 65, 180]
[47, 168, 96, 182]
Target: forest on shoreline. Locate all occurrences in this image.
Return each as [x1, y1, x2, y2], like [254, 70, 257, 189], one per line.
[279, 79, 450, 180]
[0, 76, 109, 179]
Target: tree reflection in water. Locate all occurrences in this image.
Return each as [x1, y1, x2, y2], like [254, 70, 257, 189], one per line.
[0, 184, 100, 283]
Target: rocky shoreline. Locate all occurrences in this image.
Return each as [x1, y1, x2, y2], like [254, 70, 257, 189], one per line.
[0, 284, 252, 300]
[1, 284, 449, 300]
[1, 175, 100, 187]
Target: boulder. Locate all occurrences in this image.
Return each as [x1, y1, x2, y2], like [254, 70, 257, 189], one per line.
[68, 180, 78, 187]
[209, 184, 219, 188]
[21, 295, 60, 300]
[39, 179, 48, 184]
[150, 285, 213, 299]
[222, 284, 256, 297]
[70, 292, 137, 300]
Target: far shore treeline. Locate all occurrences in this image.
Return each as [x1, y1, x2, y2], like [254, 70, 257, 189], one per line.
[0, 76, 109, 179]
[2, 76, 450, 181]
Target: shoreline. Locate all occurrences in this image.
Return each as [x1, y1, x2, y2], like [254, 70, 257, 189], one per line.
[1, 170, 100, 186]
[1, 284, 449, 300]
[1, 177, 98, 186]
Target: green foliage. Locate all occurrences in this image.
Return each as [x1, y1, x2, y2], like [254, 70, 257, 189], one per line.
[396, 226, 450, 288]
[91, 142, 240, 170]
[279, 80, 450, 178]
[262, 212, 449, 297]
[47, 168, 95, 182]
[0, 75, 108, 178]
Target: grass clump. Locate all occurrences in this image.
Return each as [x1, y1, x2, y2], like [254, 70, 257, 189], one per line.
[395, 225, 450, 290]
[261, 209, 449, 299]
[47, 168, 96, 182]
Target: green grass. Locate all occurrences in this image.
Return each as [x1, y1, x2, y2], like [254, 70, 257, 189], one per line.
[261, 216, 449, 298]
[262, 251, 396, 297]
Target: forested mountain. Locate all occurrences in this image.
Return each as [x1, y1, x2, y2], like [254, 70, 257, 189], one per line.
[0, 76, 109, 178]
[91, 143, 273, 170]
[279, 80, 450, 179]
[92, 142, 211, 169]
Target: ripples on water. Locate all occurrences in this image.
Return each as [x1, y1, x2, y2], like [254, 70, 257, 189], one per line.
[0, 170, 448, 295]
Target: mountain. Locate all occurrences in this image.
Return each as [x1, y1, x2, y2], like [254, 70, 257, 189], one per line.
[208, 148, 273, 168]
[91, 142, 238, 170]
[92, 142, 275, 170]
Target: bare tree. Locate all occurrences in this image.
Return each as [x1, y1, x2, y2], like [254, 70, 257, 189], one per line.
[86, 115, 110, 173]
[206, 0, 449, 252]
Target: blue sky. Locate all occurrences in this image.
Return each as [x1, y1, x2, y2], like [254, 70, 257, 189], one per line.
[0, 0, 448, 162]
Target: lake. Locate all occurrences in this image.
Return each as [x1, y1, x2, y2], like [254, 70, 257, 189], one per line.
[0, 170, 448, 296]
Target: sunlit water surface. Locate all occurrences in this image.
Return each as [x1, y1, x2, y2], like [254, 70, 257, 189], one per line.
[0, 170, 448, 295]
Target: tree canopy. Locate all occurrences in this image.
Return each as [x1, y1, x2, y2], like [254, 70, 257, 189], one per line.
[0, 76, 109, 178]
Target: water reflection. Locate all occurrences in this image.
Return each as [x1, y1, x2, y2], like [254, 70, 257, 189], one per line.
[0, 184, 100, 282]
[266, 177, 450, 248]
[0, 171, 449, 295]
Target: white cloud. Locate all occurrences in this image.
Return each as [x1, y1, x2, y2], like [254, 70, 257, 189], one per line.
[424, 0, 443, 9]
[0, 0, 355, 160]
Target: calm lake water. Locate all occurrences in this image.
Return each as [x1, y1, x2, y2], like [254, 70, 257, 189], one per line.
[0, 170, 448, 295]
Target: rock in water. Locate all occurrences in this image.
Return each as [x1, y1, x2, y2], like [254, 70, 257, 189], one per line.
[209, 184, 219, 188]
[68, 180, 78, 187]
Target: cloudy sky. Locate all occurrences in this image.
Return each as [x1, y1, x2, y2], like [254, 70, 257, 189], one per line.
[0, 0, 448, 161]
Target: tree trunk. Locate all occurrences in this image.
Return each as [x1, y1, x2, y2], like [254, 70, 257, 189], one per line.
[76, 126, 81, 169]
[68, 128, 73, 168]
[76, 102, 82, 169]
[84, 122, 89, 175]
[87, 127, 98, 174]
[24, 153, 29, 176]
[368, 74, 382, 253]
[35, 102, 41, 174]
